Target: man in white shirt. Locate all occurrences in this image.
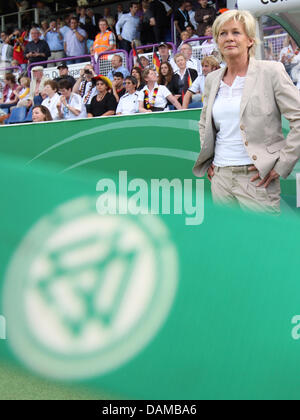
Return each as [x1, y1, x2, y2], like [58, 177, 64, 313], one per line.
[185, 1, 197, 31]
[116, 76, 139, 115]
[170, 43, 202, 74]
[116, 2, 140, 53]
[182, 55, 220, 109]
[57, 79, 87, 120]
[64, 17, 87, 64]
[0, 35, 13, 68]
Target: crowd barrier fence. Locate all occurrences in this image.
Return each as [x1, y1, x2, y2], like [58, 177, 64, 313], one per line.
[27, 55, 96, 79]
[96, 49, 129, 77]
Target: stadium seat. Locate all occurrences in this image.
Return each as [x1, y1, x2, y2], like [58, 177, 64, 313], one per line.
[5, 107, 27, 124]
[24, 107, 33, 123]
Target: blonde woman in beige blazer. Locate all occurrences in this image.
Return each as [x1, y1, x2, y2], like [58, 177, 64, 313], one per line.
[193, 10, 300, 213]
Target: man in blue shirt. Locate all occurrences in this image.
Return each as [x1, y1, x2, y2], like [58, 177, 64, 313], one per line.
[107, 54, 130, 81]
[116, 2, 140, 53]
[64, 17, 87, 64]
[44, 19, 65, 66]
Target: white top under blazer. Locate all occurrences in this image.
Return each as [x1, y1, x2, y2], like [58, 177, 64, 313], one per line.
[212, 76, 252, 167]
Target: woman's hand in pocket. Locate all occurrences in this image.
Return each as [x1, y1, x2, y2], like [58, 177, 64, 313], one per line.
[207, 164, 215, 182]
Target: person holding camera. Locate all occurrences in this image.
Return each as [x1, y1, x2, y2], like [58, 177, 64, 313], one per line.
[72, 64, 97, 111]
[8, 29, 28, 71]
[44, 19, 65, 67]
[24, 28, 51, 67]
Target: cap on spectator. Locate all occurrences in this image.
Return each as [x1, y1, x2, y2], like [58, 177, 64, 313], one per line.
[158, 42, 170, 49]
[93, 75, 113, 89]
[57, 63, 68, 70]
[32, 66, 44, 71]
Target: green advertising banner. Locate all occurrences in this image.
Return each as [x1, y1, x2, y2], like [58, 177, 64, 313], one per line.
[0, 110, 299, 400]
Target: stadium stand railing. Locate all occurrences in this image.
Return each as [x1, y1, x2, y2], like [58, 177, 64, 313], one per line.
[1, 8, 39, 32]
[27, 55, 97, 78]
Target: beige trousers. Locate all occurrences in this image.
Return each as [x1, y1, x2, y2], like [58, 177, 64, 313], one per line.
[48, 51, 65, 67]
[211, 165, 281, 214]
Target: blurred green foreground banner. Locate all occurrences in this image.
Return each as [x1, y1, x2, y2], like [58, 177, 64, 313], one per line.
[0, 110, 300, 400]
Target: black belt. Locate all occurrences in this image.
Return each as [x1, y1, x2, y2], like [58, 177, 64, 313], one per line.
[51, 50, 64, 52]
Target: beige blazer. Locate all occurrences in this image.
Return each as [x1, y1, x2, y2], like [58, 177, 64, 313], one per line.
[193, 57, 300, 179]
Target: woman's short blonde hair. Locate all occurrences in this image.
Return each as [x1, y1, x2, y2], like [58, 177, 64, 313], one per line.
[212, 10, 259, 58]
[174, 53, 186, 63]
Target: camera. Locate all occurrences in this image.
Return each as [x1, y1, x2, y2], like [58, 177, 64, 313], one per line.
[84, 70, 92, 75]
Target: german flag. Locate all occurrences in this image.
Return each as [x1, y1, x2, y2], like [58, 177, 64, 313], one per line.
[152, 47, 161, 73]
[187, 72, 192, 88]
[132, 41, 144, 69]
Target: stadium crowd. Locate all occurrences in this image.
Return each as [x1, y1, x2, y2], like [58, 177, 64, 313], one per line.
[0, 0, 299, 124]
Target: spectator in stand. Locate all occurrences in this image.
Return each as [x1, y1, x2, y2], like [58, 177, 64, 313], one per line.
[14, 76, 31, 106]
[138, 68, 182, 113]
[116, 2, 140, 53]
[178, 31, 190, 49]
[40, 20, 49, 39]
[264, 46, 274, 61]
[24, 28, 51, 67]
[185, 1, 197, 32]
[28, 23, 43, 41]
[103, 7, 115, 30]
[32, 105, 53, 122]
[131, 66, 145, 91]
[158, 42, 171, 63]
[182, 55, 220, 109]
[72, 64, 97, 111]
[64, 17, 87, 64]
[0, 35, 13, 68]
[86, 8, 101, 28]
[140, 1, 154, 46]
[57, 15, 71, 40]
[112, 72, 126, 103]
[8, 29, 28, 71]
[78, 7, 87, 25]
[201, 26, 216, 56]
[82, 16, 98, 52]
[15, 1, 29, 12]
[173, 53, 198, 102]
[44, 19, 65, 66]
[171, 43, 202, 74]
[174, 1, 191, 40]
[36, 1, 52, 21]
[87, 75, 117, 118]
[280, 35, 300, 77]
[140, 56, 150, 69]
[158, 61, 179, 97]
[54, 64, 76, 88]
[195, 0, 216, 37]
[93, 19, 116, 61]
[116, 76, 139, 115]
[148, 0, 169, 44]
[27, 66, 48, 107]
[185, 24, 200, 47]
[0, 32, 7, 44]
[41, 79, 60, 120]
[57, 79, 87, 120]
[107, 55, 130, 82]
[0, 73, 19, 112]
[115, 4, 124, 25]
